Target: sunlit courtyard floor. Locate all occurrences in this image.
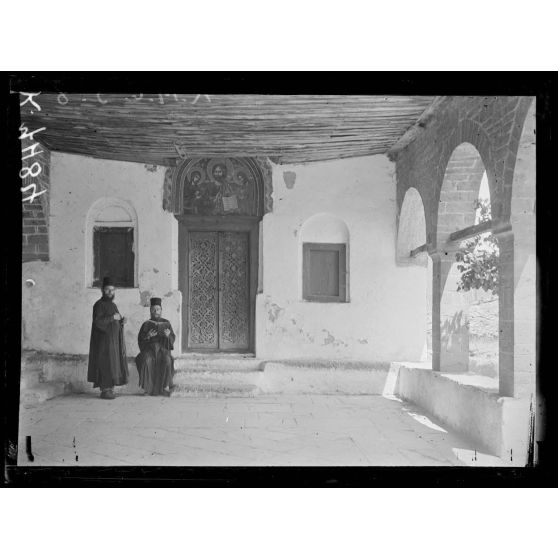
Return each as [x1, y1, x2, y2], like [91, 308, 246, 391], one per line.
[18, 393, 506, 467]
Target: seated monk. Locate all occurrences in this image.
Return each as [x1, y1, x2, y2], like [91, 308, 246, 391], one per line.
[136, 297, 176, 396]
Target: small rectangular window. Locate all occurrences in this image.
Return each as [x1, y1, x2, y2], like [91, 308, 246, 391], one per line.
[93, 227, 134, 288]
[303, 243, 347, 302]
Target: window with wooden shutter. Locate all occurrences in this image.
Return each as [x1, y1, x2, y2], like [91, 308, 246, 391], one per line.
[92, 226, 135, 288]
[303, 243, 347, 302]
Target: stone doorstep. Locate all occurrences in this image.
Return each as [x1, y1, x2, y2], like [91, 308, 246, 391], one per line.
[177, 352, 256, 359]
[171, 384, 260, 398]
[172, 355, 263, 397]
[173, 355, 263, 372]
[172, 369, 263, 397]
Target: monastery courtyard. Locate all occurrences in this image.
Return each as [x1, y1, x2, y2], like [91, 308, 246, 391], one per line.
[18, 391, 506, 467]
[18, 94, 537, 467]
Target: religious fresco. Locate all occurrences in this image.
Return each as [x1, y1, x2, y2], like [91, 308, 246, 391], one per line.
[164, 156, 272, 216]
[182, 158, 257, 216]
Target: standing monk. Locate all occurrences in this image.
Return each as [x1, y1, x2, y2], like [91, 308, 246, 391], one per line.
[87, 277, 129, 399]
[136, 298, 175, 396]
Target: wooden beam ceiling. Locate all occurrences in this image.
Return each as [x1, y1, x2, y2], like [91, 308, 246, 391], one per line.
[20, 94, 436, 166]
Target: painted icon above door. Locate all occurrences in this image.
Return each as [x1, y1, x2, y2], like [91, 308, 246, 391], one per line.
[163, 156, 272, 217]
[182, 158, 255, 216]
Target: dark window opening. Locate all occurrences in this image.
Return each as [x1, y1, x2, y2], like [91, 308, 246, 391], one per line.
[303, 242, 347, 302]
[93, 227, 134, 288]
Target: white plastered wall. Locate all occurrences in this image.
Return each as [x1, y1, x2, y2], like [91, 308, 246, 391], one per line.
[256, 155, 427, 362]
[21, 152, 181, 357]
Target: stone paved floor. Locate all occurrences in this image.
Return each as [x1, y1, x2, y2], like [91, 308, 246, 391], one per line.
[17, 393, 505, 466]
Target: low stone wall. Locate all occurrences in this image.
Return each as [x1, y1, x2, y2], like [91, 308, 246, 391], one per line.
[387, 362, 533, 464]
[22, 351, 142, 395]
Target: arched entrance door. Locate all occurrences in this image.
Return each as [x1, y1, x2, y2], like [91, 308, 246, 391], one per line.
[168, 157, 271, 353]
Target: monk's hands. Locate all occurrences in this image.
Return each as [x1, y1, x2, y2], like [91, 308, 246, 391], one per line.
[113, 313, 122, 321]
[163, 328, 171, 337]
[147, 329, 158, 338]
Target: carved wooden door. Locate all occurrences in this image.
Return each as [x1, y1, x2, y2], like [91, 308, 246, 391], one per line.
[188, 231, 250, 351]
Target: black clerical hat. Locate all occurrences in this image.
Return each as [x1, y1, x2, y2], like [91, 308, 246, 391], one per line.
[102, 277, 113, 288]
[150, 297, 162, 307]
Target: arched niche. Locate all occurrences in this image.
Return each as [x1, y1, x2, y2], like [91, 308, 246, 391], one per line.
[85, 197, 138, 288]
[300, 212, 350, 244]
[163, 156, 273, 217]
[397, 187, 427, 266]
[397, 188, 431, 362]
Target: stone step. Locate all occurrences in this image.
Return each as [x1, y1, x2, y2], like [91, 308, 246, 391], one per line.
[178, 352, 256, 359]
[172, 369, 263, 397]
[174, 354, 263, 372]
[20, 382, 66, 408]
[171, 383, 260, 398]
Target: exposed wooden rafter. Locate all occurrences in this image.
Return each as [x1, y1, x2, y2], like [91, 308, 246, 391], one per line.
[448, 220, 511, 243]
[410, 244, 428, 258]
[387, 96, 449, 161]
[408, 220, 512, 257]
[20, 94, 436, 166]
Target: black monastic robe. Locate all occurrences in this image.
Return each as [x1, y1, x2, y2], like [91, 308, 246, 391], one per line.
[135, 318, 175, 395]
[87, 296, 129, 388]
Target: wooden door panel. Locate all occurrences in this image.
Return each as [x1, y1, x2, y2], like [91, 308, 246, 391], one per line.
[218, 232, 250, 350]
[188, 232, 219, 349]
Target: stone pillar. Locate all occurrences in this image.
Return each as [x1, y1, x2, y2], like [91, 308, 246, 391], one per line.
[513, 221, 537, 400]
[496, 230, 514, 397]
[431, 252, 442, 371]
[431, 248, 470, 372]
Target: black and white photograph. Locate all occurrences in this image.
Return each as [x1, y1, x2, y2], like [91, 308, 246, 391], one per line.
[9, 85, 541, 471]
[2, 2, 556, 556]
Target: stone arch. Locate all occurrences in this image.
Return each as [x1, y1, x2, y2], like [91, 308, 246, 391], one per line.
[436, 141, 489, 246]
[425, 117, 500, 246]
[433, 141, 499, 373]
[163, 156, 273, 217]
[85, 197, 138, 288]
[397, 187, 427, 266]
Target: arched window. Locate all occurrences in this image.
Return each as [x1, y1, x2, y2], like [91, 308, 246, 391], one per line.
[86, 198, 138, 288]
[299, 213, 350, 302]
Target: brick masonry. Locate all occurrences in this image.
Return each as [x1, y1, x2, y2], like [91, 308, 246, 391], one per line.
[393, 96, 536, 397]
[21, 141, 50, 262]
[393, 96, 534, 246]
